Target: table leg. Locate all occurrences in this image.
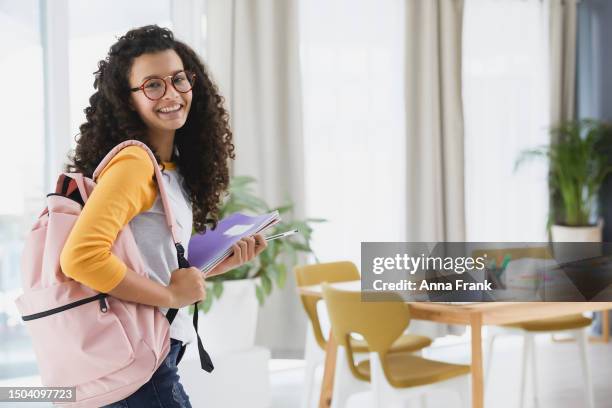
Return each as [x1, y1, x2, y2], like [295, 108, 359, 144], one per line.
[470, 314, 484, 408]
[318, 330, 338, 408]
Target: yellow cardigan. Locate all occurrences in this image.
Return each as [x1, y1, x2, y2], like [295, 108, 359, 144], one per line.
[59, 146, 172, 293]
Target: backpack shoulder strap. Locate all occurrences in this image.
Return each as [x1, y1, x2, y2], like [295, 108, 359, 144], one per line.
[51, 172, 89, 204]
[91, 140, 181, 245]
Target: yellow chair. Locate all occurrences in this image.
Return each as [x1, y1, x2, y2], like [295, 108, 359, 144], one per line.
[322, 283, 471, 408]
[295, 262, 432, 408]
[474, 247, 594, 408]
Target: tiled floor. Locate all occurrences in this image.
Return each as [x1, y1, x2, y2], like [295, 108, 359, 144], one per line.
[270, 334, 612, 408]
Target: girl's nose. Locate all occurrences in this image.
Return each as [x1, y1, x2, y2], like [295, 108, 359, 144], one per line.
[163, 80, 181, 99]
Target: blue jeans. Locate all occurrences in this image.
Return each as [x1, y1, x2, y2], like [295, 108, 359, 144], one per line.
[104, 339, 192, 408]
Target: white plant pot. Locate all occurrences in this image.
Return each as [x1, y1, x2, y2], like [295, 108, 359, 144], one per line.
[550, 220, 604, 243]
[197, 278, 259, 355]
[550, 220, 604, 266]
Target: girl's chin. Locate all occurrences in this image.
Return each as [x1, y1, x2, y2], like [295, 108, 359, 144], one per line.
[150, 118, 187, 131]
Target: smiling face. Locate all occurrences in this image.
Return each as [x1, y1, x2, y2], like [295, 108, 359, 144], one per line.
[128, 49, 192, 136]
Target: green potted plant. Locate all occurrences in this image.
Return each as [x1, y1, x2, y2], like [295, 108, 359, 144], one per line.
[191, 175, 323, 354]
[516, 118, 612, 242]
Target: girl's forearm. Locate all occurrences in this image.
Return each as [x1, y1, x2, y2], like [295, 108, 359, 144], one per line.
[107, 267, 174, 308]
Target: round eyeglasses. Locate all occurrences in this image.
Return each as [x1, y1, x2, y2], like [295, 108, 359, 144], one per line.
[130, 71, 196, 101]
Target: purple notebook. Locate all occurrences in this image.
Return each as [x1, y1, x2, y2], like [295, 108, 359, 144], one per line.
[188, 211, 280, 275]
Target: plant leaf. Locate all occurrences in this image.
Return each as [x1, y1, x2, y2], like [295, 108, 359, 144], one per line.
[201, 295, 213, 313]
[212, 281, 224, 299]
[272, 204, 294, 214]
[281, 240, 298, 265]
[517, 118, 612, 226]
[209, 175, 326, 309]
[230, 175, 257, 188]
[305, 217, 327, 223]
[255, 285, 265, 306]
[277, 263, 287, 288]
[292, 241, 314, 252]
[261, 274, 272, 295]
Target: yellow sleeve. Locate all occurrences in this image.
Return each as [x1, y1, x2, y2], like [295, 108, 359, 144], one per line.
[60, 145, 158, 293]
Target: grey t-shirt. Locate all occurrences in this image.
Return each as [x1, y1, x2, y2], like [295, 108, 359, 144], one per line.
[128, 165, 196, 345]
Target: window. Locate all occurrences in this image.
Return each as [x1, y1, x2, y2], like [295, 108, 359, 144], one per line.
[0, 0, 187, 383]
[463, 0, 550, 241]
[68, 0, 173, 141]
[300, 0, 406, 266]
[0, 0, 45, 380]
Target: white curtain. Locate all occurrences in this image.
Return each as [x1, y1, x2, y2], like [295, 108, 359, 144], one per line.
[548, 0, 578, 238]
[403, 0, 466, 337]
[206, 0, 306, 356]
[549, 0, 578, 125]
[404, 0, 466, 243]
[463, 0, 550, 242]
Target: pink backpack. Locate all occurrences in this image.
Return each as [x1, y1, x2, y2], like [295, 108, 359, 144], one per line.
[14, 140, 213, 407]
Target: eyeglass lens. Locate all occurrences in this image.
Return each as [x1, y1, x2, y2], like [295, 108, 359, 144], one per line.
[143, 72, 194, 100]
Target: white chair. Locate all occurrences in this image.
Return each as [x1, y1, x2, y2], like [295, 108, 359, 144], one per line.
[322, 283, 471, 408]
[295, 262, 433, 408]
[485, 317, 594, 408]
[474, 247, 595, 408]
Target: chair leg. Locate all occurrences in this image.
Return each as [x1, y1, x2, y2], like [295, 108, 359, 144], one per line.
[418, 393, 427, 408]
[368, 352, 402, 408]
[301, 359, 318, 408]
[576, 329, 595, 408]
[302, 326, 324, 408]
[520, 333, 533, 408]
[455, 375, 471, 408]
[331, 348, 368, 408]
[530, 334, 538, 408]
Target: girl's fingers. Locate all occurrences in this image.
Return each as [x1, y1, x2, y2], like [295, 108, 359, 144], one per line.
[237, 240, 247, 263]
[254, 234, 267, 255]
[231, 235, 267, 267]
[245, 236, 256, 259]
[232, 243, 242, 263]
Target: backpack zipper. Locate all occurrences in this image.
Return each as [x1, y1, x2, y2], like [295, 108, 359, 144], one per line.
[99, 295, 108, 313]
[21, 293, 109, 321]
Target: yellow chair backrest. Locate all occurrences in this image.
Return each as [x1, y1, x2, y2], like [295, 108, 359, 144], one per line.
[295, 261, 360, 286]
[321, 283, 410, 381]
[294, 261, 360, 350]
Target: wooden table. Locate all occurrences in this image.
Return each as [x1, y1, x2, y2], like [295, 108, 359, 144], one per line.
[298, 280, 612, 408]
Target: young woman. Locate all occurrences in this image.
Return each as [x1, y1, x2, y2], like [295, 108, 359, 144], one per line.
[60, 25, 266, 407]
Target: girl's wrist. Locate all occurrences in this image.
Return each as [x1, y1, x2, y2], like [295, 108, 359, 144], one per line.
[164, 286, 178, 308]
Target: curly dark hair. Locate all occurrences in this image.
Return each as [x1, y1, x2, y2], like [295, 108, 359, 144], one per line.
[65, 25, 234, 233]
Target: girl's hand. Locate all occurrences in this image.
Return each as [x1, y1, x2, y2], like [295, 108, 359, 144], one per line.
[206, 234, 268, 277]
[167, 266, 207, 308]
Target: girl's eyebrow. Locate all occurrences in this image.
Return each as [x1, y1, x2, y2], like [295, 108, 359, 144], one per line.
[141, 69, 184, 81]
